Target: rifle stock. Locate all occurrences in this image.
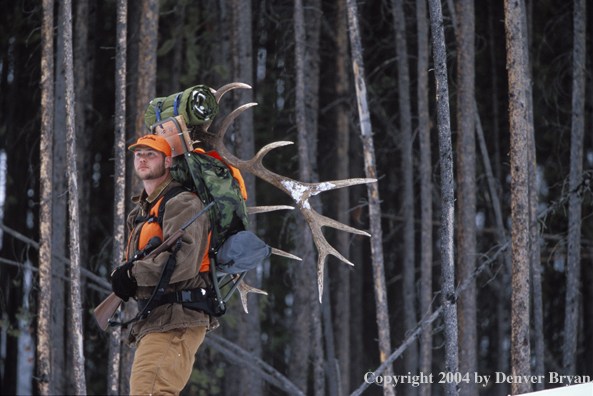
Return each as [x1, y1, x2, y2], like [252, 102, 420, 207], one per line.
[92, 229, 187, 331]
[93, 292, 122, 331]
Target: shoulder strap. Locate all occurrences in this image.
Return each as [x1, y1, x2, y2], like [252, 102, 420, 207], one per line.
[155, 185, 189, 229]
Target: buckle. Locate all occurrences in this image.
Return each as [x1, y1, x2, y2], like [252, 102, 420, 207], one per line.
[178, 290, 192, 302]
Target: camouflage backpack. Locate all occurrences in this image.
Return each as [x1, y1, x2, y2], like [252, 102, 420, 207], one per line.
[169, 149, 250, 255]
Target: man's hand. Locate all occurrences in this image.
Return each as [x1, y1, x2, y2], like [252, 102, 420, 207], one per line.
[111, 262, 137, 302]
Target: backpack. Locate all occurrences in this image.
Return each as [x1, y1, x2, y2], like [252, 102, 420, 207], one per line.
[169, 149, 250, 256]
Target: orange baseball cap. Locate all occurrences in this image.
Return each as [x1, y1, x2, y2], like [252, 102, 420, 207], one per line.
[128, 134, 172, 157]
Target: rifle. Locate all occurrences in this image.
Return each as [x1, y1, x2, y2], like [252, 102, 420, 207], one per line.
[93, 201, 214, 331]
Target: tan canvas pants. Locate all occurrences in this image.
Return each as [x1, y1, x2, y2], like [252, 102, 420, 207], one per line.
[129, 326, 206, 395]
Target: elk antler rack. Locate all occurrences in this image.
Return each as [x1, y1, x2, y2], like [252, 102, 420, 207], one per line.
[193, 83, 375, 302]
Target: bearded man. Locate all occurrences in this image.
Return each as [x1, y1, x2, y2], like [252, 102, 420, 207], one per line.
[110, 134, 218, 395]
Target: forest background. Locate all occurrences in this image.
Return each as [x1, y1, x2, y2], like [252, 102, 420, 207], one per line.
[0, 0, 592, 395]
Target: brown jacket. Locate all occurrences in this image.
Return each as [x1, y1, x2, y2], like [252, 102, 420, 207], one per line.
[125, 174, 219, 346]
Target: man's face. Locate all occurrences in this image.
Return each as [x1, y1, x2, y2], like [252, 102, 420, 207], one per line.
[133, 146, 170, 180]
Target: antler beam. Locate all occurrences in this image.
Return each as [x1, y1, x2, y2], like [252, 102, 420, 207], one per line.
[195, 83, 375, 301]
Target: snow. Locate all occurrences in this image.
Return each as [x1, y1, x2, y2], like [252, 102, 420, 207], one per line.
[280, 180, 335, 210]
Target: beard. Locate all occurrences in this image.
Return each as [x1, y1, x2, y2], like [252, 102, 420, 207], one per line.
[136, 161, 166, 180]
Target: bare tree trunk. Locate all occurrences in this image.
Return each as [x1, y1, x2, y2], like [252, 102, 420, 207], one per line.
[427, 1, 459, 394]
[334, 0, 351, 392]
[302, 1, 326, 394]
[563, 0, 586, 377]
[393, 2, 418, 393]
[504, 0, 531, 393]
[230, 0, 263, 394]
[518, 1, 543, 388]
[346, 1, 394, 395]
[63, 0, 87, 393]
[416, 1, 433, 395]
[169, 1, 186, 93]
[526, 64, 544, 394]
[52, 4, 69, 392]
[131, 0, 158, 197]
[37, 1, 54, 394]
[454, 1, 477, 394]
[289, 1, 325, 394]
[287, 1, 311, 393]
[108, 0, 127, 393]
[120, 2, 158, 391]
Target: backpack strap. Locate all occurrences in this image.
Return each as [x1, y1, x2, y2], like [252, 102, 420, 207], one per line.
[154, 100, 164, 122]
[155, 185, 189, 230]
[173, 93, 182, 117]
[129, 185, 190, 258]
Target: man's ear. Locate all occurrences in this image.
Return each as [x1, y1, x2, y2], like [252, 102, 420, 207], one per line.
[164, 156, 173, 169]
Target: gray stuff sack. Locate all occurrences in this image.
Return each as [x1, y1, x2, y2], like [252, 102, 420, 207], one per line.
[216, 231, 271, 274]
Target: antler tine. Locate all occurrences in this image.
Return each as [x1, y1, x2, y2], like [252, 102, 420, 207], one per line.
[232, 275, 268, 313]
[311, 223, 355, 302]
[247, 205, 295, 214]
[309, 209, 371, 236]
[271, 248, 302, 261]
[200, 83, 252, 132]
[218, 103, 259, 141]
[251, 141, 294, 166]
[212, 82, 252, 102]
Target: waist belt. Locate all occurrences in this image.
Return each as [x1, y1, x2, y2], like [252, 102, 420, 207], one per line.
[137, 286, 226, 317]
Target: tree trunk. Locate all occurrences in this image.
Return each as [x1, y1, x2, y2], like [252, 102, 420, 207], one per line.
[287, 1, 311, 393]
[346, 1, 395, 395]
[36, 1, 54, 394]
[63, 0, 87, 392]
[230, 0, 264, 394]
[108, 0, 128, 393]
[121, 2, 158, 390]
[427, 0, 459, 394]
[130, 0, 158, 197]
[504, 0, 531, 393]
[518, 1, 543, 389]
[288, 1, 325, 394]
[393, 1, 418, 394]
[52, 3, 69, 392]
[416, 0, 433, 395]
[169, 1, 186, 94]
[454, 0, 477, 394]
[563, 0, 586, 377]
[526, 44, 544, 396]
[334, 0, 352, 392]
[302, 2, 326, 395]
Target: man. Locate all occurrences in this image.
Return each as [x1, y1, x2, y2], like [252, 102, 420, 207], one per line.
[111, 134, 218, 395]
